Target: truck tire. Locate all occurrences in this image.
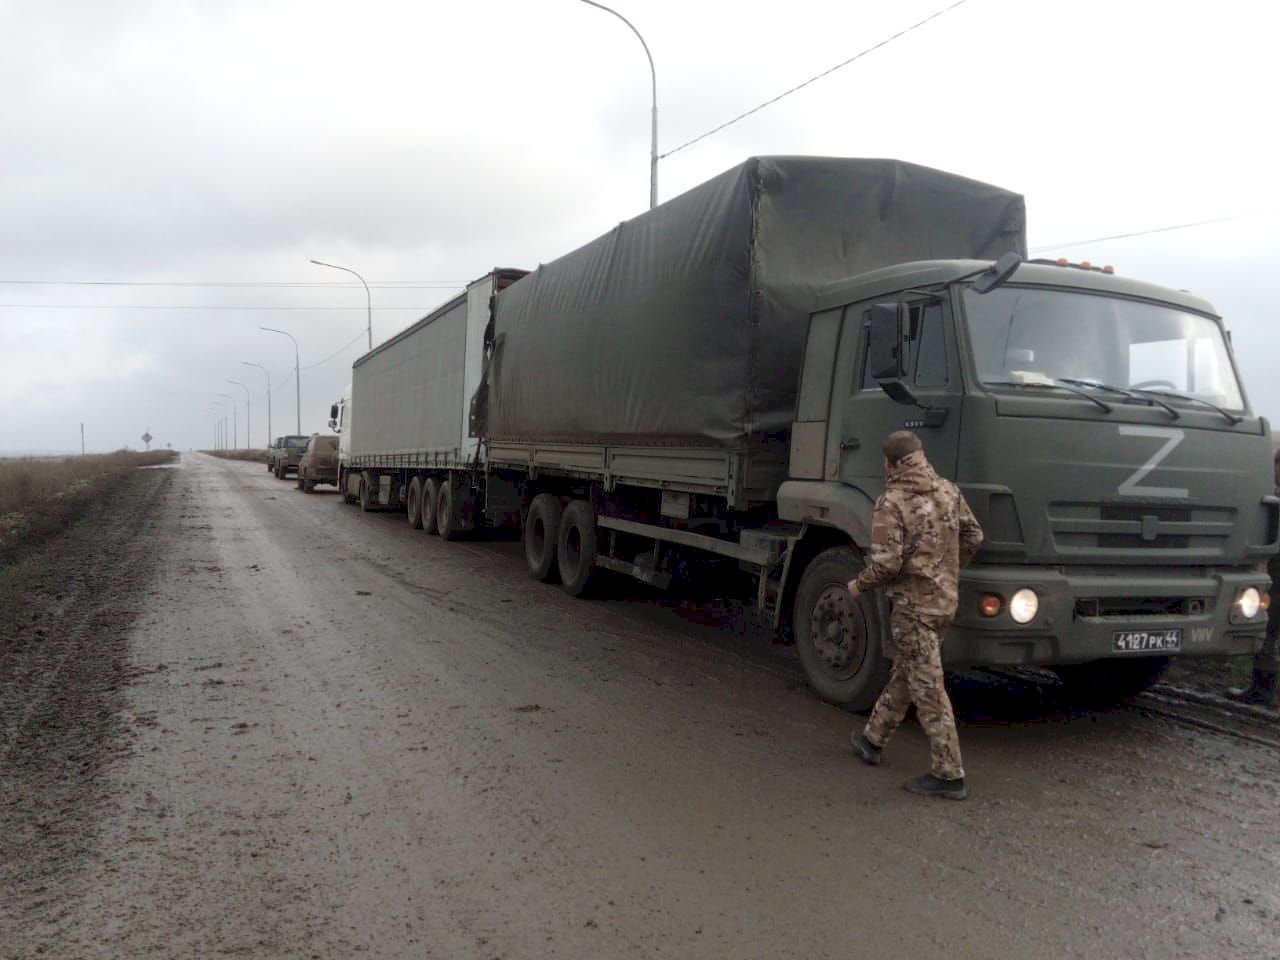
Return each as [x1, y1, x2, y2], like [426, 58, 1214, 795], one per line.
[524, 493, 562, 582]
[421, 478, 440, 535]
[437, 479, 464, 541]
[557, 500, 598, 597]
[339, 468, 357, 505]
[359, 473, 375, 512]
[406, 477, 424, 529]
[266, 460, 273, 473]
[1053, 657, 1171, 707]
[792, 546, 891, 711]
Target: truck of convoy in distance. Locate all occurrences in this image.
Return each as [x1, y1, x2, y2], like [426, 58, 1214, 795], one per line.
[328, 156, 1277, 709]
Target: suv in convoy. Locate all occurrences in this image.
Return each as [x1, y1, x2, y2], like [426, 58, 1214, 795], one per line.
[270, 435, 311, 478]
[295, 434, 339, 492]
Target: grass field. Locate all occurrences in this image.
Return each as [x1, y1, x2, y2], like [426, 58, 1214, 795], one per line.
[0, 450, 178, 559]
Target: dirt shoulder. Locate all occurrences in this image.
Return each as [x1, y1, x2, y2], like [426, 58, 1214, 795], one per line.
[0, 464, 175, 940]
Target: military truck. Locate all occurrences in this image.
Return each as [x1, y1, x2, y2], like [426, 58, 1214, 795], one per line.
[332, 157, 1276, 708]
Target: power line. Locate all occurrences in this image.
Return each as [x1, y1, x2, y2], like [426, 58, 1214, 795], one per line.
[0, 279, 464, 288]
[302, 331, 367, 371]
[660, 0, 969, 159]
[1030, 213, 1252, 253]
[0, 303, 436, 311]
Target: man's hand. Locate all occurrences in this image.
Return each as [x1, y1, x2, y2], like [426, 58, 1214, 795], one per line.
[847, 579, 861, 601]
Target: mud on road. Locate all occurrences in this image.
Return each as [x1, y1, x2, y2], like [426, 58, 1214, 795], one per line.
[2, 454, 1279, 959]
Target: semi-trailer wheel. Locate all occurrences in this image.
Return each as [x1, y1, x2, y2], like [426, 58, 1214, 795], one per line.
[359, 472, 375, 512]
[557, 500, 598, 597]
[524, 493, 562, 582]
[1052, 657, 1171, 707]
[421, 478, 440, 535]
[437, 479, 463, 541]
[792, 546, 890, 711]
[406, 477, 424, 529]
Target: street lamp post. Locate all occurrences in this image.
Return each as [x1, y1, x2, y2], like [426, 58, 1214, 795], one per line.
[227, 379, 251, 449]
[579, 0, 658, 209]
[310, 260, 373, 351]
[217, 393, 238, 449]
[241, 361, 272, 447]
[261, 327, 301, 434]
[211, 400, 228, 450]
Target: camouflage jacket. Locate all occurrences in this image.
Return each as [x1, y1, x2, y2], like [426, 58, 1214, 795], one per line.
[852, 450, 984, 618]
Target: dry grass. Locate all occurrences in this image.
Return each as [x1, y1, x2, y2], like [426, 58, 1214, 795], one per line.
[0, 450, 177, 557]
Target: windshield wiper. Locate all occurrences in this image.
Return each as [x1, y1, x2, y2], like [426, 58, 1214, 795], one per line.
[1128, 388, 1243, 425]
[1056, 378, 1180, 420]
[984, 379, 1112, 413]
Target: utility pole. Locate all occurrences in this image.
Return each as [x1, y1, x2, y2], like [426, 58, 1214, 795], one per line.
[81, 423, 85, 455]
[261, 327, 301, 434]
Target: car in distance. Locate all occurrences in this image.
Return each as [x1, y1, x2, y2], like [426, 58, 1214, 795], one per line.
[296, 434, 339, 492]
[273, 434, 311, 478]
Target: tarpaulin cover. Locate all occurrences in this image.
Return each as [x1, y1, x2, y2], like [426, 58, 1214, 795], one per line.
[488, 156, 1026, 448]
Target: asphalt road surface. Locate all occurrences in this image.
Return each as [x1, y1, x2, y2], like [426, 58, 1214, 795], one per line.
[4, 454, 1278, 959]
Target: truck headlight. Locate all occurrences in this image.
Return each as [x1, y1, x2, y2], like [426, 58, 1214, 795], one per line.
[1236, 587, 1262, 620]
[1009, 588, 1039, 624]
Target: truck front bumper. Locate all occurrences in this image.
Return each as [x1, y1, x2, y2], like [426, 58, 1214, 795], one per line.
[943, 564, 1268, 667]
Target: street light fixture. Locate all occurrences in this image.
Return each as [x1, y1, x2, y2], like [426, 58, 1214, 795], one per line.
[579, 0, 658, 210]
[260, 327, 301, 434]
[241, 361, 272, 447]
[310, 259, 373, 351]
[217, 392, 238, 449]
[227, 379, 251, 449]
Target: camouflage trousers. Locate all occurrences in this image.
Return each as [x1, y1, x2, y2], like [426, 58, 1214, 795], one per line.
[864, 611, 964, 780]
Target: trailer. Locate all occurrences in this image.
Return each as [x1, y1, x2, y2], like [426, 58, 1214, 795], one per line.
[332, 156, 1276, 710]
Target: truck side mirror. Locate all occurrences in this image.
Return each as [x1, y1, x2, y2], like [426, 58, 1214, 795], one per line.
[329, 403, 338, 420]
[971, 251, 1022, 295]
[867, 303, 905, 380]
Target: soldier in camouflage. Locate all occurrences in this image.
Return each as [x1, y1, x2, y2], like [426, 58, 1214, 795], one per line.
[848, 430, 984, 800]
[1226, 447, 1280, 706]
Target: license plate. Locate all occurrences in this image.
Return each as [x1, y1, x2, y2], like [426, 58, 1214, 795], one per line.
[1112, 629, 1182, 653]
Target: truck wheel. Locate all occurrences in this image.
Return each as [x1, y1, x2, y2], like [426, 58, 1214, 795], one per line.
[266, 461, 273, 473]
[524, 493, 562, 582]
[406, 477, 424, 529]
[422, 478, 440, 535]
[792, 546, 891, 711]
[437, 479, 464, 541]
[557, 500, 598, 597]
[359, 473, 375, 512]
[1053, 657, 1171, 707]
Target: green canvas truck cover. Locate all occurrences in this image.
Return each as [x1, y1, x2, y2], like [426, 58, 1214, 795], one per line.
[487, 156, 1026, 448]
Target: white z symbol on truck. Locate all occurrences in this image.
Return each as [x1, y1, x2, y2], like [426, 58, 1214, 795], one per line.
[1118, 426, 1188, 498]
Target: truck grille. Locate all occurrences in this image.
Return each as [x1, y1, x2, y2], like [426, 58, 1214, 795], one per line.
[1075, 596, 1211, 618]
[1048, 502, 1235, 554]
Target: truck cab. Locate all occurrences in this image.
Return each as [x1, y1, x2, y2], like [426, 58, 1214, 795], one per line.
[780, 256, 1276, 705]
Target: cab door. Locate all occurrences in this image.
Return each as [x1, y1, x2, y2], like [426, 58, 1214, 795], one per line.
[834, 296, 964, 499]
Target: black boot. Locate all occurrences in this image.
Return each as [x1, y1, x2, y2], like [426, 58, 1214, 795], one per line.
[1225, 670, 1278, 706]
[904, 773, 968, 800]
[851, 732, 882, 766]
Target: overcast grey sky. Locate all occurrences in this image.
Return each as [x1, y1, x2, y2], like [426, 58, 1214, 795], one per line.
[2, 0, 1277, 453]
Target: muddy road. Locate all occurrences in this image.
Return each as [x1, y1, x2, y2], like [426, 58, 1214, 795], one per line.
[3, 454, 1278, 959]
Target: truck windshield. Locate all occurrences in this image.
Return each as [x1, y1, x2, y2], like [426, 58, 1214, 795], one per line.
[963, 286, 1244, 412]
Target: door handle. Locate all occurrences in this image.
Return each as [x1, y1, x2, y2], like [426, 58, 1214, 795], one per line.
[840, 438, 860, 451]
